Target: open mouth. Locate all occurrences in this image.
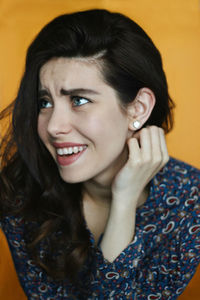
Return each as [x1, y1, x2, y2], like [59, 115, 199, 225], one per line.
[56, 146, 87, 166]
[56, 145, 87, 156]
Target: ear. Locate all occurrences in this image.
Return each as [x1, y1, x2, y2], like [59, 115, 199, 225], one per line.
[127, 87, 156, 131]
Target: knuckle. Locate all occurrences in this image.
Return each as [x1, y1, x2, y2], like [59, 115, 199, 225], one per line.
[150, 125, 159, 132]
[133, 158, 142, 167]
[164, 154, 170, 164]
[140, 128, 148, 136]
[129, 137, 138, 147]
[159, 127, 164, 134]
[143, 156, 152, 165]
[153, 156, 162, 167]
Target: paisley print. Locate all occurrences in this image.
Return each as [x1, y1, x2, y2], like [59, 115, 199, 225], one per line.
[161, 209, 170, 220]
[166, 196, 180, 206]
[105, 272, 120, 280]
[144, 224, 157, 233]
[162, 221, 175, 234]
[148, 294, 161, 300]
[189, 224, 200, 234]
[190, 186, 198, 198]
[185, 198, 197, 206]
[0, 157, 199, 299]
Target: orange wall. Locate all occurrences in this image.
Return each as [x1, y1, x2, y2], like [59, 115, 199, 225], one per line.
[0, 0, 200, 169]
[0, 1, 199, 298]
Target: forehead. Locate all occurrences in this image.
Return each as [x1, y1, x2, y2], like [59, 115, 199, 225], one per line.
[39, 57, 106, 89]
[39, 57, 128, 115]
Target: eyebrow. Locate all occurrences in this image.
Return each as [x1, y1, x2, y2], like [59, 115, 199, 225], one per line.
[38, 88, 101, 97]
[60, 88, 100, 96]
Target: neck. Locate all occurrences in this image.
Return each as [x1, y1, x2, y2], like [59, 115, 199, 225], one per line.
[83, 179, 150, 209]
[83, 145, 129, 205]
[83, 179, 112, 206]
[82, 145, 150, 208]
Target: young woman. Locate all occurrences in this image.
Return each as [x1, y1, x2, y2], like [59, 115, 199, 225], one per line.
[0, 9, 199, 299]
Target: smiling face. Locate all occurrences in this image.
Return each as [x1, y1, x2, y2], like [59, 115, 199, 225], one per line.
[37, 57, 132, 185]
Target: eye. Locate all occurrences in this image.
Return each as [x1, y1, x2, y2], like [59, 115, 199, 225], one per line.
[71, 96, 90, 107]
[38, 98, 53, 109]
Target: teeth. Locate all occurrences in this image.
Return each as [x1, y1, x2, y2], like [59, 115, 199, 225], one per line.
[63, 148, 68, 155]
[73, 147, 79, 154]
[56, 145, 87, 156]
[57, 148, 64, 155]
[68, 147, 73, 154]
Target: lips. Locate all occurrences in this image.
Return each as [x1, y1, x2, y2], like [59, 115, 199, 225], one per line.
[53, 142, 87, 148]
[53, 142, 87, 166]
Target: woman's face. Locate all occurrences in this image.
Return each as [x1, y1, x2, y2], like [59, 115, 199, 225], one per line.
[38, 57, 132, 185]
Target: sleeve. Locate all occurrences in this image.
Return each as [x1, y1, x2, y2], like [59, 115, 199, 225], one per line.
[88, 163, 200, 299]
[89, 228, 145, 298]
[166, 166, 200, 296]
[178, 196, 200, 293]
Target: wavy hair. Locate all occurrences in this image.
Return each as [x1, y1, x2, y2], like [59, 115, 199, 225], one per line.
[0, 9, 174, 282]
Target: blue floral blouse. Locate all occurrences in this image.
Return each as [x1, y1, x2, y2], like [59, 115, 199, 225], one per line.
[1, 157, 200, 299]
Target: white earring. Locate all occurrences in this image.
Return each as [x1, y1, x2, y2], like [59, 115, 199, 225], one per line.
[133, 120, 140, 129]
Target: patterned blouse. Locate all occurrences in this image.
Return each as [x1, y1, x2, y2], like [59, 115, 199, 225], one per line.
[1, 157, 200, 299]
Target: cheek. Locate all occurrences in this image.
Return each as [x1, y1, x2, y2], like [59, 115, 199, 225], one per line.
[83, 111, 128, 147]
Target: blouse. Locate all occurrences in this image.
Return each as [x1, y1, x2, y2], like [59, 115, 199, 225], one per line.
[0, 157, 200, 299]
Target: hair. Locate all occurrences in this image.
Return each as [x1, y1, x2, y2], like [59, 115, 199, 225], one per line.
[0, 9, 174, 282]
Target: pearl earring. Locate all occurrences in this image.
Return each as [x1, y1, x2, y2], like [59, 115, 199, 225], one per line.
[133, 120, 140, 129]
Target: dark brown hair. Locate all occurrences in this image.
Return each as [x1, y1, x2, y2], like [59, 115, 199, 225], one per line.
[0, 9, 174, 282]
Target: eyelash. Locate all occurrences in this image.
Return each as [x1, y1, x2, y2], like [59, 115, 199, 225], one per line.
[71, 96, 91, 107]
[38, 98, 52, 109]
[38, 96, 91, 110]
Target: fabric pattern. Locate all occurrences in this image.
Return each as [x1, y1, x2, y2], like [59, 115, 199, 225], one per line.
[1, 157, 200, 299]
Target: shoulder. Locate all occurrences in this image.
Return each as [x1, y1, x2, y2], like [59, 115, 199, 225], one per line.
[155, 157, 199, 197]
[160, 156, 199, 180]
[166, 156, 199, 178]
[150, 158, 200, 250]
[150, 157, 199, 219]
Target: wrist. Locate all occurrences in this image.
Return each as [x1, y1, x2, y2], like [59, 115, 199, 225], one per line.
[111, 192, 140, 210]
[110, 196, 138, 217]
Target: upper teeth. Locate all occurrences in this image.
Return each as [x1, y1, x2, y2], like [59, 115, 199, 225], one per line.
[56, 146, 87, 155]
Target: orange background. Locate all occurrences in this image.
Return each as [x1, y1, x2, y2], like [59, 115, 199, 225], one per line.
[0, 0, 199, 298]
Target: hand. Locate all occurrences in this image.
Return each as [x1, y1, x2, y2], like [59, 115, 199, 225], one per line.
[101, 126, 168, 261]
[111, 126, 169, 208]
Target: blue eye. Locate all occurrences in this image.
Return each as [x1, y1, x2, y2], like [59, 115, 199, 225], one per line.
[71, 96, 90, 107]
[38, 98, 53, 109]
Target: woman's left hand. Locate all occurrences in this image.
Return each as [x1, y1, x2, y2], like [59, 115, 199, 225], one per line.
[101, 126, 169, 261]
[111, 126, 169, 209]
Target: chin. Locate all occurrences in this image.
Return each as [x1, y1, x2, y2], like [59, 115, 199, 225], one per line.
[59, 170, 92, 184]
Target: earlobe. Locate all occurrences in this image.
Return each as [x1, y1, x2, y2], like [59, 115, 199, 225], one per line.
[128, 88, 156, 131]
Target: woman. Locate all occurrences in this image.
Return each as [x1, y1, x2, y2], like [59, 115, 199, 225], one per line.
[0, 9, 199, 299]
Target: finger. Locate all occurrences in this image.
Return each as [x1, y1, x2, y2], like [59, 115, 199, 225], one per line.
[159, 128, 169, 166]
[139, 127, 152, 162]
[149, 127, 168, 179]
[132, 129, 141, 142]
[127, 137, 141, 163]
[149, 126, 162, 166]
[149, 127, 165, 180]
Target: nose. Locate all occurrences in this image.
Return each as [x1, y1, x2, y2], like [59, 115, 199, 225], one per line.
[47, 105, 73, 137]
